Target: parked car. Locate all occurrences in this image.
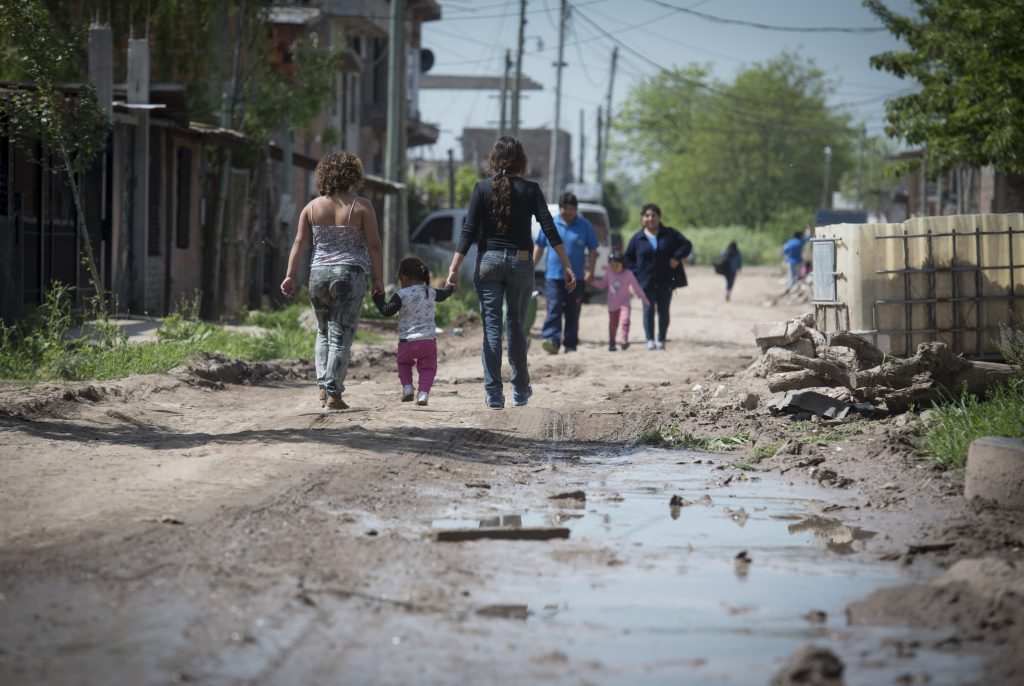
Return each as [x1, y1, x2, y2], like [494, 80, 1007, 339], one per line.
[408, 208, 472, 282]
[531, 202, 612, 291]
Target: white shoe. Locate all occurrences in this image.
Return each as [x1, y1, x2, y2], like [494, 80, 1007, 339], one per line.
[656, 341, 666, 350]
[402, 384, 415, 402]
[646, 340, 656, 351]
[415, 391, 429, 406]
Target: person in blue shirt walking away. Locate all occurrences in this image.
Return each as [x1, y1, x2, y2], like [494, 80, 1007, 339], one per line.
[623, 203, 692, 351]
[782, 228, 809, 291]
[533, 192, 598, 354]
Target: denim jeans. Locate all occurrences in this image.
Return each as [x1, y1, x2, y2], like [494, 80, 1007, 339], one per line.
[642, 283, 673, 343]
[540, 278, 584, 350]
[474, 249, 534, 400]
[309, 265, 367, 398]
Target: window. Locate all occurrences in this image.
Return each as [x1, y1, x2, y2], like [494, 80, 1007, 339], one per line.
[176, 147, 191, 249]
[413, 216, 453, 245]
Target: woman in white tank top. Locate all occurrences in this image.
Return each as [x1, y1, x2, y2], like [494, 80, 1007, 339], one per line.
[280, 151, 385, 410]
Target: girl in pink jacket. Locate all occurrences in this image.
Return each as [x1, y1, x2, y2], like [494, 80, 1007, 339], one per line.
[588, 253, 651, 351]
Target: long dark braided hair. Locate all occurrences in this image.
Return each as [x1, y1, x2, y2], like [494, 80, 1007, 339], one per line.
[486, 137, 528, 234]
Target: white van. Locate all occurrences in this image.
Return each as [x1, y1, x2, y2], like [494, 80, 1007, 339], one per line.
[531, 202, 612, 288]
[408, 208, 473, 281]
[410, 201, 611, 286]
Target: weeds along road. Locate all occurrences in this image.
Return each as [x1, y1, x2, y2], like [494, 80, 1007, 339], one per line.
[1, 266, 1019, 685]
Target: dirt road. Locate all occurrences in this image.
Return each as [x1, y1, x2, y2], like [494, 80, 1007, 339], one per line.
[1, 266, 1021, 685]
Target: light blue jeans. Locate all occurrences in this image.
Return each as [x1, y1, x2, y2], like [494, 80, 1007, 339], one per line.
[474, 249, 534, 400]
[309, 265, 367, 398]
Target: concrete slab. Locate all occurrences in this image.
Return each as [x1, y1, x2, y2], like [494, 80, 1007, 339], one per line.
[965, 436, 1024, 508]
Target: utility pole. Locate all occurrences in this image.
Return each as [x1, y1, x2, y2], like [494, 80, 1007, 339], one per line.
[447, 148, 455, 208]
[821, 146, 833, 209]
[511, 0, 526, 137]
[595, 107, 603, 185]
[855, 125, 866, 208]
[499, 50, 511, 137]
[578, 108, 585, 182]
[383, 0, 405, 285]
[598, 46, 618, 188]
[548, 0, 568, 199]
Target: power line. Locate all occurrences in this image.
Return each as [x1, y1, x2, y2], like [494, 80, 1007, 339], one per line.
[642, 0, 887, 33]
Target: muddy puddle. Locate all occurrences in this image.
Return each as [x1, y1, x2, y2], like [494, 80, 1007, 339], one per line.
[433, 449, 986, 685]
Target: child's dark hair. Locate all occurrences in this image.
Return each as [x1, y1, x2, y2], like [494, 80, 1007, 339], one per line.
[398, 256, 430, 284]
[608, 252, 625, 264]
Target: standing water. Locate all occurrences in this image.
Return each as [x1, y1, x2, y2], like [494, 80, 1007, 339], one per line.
[434, 449, 985, 685]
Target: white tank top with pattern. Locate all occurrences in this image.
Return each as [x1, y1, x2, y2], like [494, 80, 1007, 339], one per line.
[310, 197, 371, 273]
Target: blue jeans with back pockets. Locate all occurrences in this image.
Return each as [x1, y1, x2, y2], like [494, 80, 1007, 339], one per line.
[474, 249, 534, 400]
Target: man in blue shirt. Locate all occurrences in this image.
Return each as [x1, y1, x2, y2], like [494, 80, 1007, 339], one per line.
[533, 193, 598, 354]
[782, 228, 808, 290]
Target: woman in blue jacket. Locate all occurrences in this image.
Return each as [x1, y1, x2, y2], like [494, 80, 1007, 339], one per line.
[623, 204, 692, 350]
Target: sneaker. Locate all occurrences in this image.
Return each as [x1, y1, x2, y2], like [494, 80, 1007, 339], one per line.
[656, 341, 666, 351]
[563, 347, 576, 353]
[325, 395, 349, 410]
[415, 391, 429, 406]
[401, 384, 415, 402]
[620, 341, 630, 351]
[512, 385, 533, 407]
[608, 342, 617, 351]
[318, 387, 327, 407]
[541, 339, 559, 355]
[647, 340, 656, 351]
[485, 394, 505, 409]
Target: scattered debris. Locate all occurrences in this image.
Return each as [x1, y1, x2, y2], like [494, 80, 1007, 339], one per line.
[739, 393, 760, 410]
[475, 604, 529, 620]
[464, 482, 491, 489]
[734, 550, 753, 578]
[549, 490, 586, 502]
[753, 316, 1017, 413]
[803, 610, 828, 624]
[771, 644, 844, 686]
[436, 527, 570, 542]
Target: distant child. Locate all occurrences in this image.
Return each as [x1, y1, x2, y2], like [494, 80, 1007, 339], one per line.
[587, 252, 650, 351]
[373, 257, 454, 405]
[713, 240, 742, 301]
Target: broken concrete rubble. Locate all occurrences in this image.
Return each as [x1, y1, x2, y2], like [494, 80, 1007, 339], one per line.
[754, 315, 1018, 413]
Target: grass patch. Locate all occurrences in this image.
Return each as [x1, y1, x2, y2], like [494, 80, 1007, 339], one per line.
[917, 320, 1024, 469]
[684, 225, 792, 267]
[0, 285, 381, 382]
[730, 439, 786, 471]
[636, 423, 750, 451]
[919, 379, 1024, 469]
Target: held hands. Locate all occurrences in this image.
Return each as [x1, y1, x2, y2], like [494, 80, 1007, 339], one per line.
[446, 267, 459, 288]
[372, 278, 385, 295]
[669, 258, 680, 269]
[280, 276, 296, 299]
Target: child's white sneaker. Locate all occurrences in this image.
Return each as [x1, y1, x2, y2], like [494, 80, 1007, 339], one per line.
[402, 384, 415, 402]
[415, 391, 429, 406]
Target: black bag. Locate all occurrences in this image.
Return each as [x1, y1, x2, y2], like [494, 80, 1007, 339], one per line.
[713, 253, 730, 275]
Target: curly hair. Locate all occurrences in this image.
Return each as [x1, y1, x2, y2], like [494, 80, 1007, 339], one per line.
[314, 150, 365, 196]
[486, 137, 527, 234]
[398, 256, 431, 285]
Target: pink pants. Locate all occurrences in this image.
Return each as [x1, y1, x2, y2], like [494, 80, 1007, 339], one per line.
[397, 339, 438, 392]
[608, 306, 632, 344]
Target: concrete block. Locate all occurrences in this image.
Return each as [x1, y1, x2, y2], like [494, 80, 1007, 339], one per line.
[782, 337, 816, 358]
[965, 436, 1024, 508]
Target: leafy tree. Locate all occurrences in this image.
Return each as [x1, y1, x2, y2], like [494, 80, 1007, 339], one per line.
[838, 134, 903, 218]
[866, 0, 1024, 174]
[1, 0, 111, 310]
[615, 53, 856, 229]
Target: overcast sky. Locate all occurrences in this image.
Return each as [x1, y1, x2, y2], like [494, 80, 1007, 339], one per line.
[415, 0, 918, 179]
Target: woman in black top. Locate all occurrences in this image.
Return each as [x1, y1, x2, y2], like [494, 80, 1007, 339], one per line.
[447, 137, 576, 409]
